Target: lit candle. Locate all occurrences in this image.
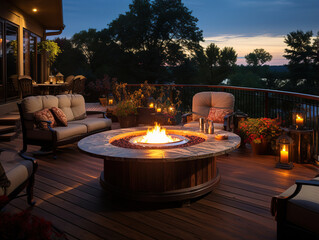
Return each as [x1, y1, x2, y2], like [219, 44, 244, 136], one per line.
[280, 145, 288, 164]
[108, 99, 113, 105]
[296, 114, 303, 126]
[156, 108, 162, 113]
[149, 103, 154, 108]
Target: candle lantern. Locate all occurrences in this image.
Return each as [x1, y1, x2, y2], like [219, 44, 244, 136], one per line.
[56, 72, 64, 83]
[292, 108, 306, 129]
[147, 97, 155, 108]
[48, 75, 55, 84]
[275, 133, 294, 169]
[108, 93, 114, 106]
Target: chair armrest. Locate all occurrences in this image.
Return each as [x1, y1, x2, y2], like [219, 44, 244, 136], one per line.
[39, 120, 54, 131]
[224, 113, 235, 131]
[18, 152, 38, 172]
[86, 110, 107, 119]
[271, 179, 319, 217]
[181, 113, 193, 124]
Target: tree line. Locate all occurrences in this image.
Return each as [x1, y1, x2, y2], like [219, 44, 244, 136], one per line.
[52, 0, 319, 95]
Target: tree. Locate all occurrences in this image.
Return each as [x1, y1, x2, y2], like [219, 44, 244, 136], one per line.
[283, 30, 315, 91]
[107, 0, 203, 83]
[245, 48, 272, 67]
[203, 44, 237, 85]
[52, 38, 87, 76]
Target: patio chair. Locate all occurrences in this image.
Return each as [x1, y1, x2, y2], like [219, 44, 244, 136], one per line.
[182, 91, 236, 131]
[0, 149, 38, 208]
[18, 75, 33, 98]
[72, 75, 86, 94]
[61, 75, 74, 94]
[271, 174, 319, 240]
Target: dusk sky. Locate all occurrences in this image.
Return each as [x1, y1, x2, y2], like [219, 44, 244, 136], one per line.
[59, 0, 319, 65]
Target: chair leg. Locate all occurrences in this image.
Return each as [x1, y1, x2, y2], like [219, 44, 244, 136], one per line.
[27, 174, 36, 206]
[53, 146, 57, 159]
[21, 142, 28, 153]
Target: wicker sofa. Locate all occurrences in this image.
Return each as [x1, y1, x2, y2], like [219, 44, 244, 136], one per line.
[18, 94, 112, 158]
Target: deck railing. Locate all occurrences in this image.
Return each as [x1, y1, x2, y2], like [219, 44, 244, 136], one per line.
[126, 84, 319, 156]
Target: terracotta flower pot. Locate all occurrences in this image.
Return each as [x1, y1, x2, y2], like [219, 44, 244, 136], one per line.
[118, 114, 138, 128]
[251, 141, 270, 155]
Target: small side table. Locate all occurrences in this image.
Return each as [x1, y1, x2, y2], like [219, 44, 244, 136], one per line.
[286, 128, 314, 163]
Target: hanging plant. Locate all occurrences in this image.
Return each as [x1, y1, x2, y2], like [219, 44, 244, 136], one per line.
[38, 40, 62, 64]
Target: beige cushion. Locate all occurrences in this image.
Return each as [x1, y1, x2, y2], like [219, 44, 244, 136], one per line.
[27, 123, 88, 141]
[184, 121, 224, 130]
[280, 180, 319, 234]
[192, 92, 234, 121]
[22, 95, 59, 120]
[0, 150, 33, 196]
[69, 118, 112, 132]
[54, 124, 88, 140]
[57, 94, 87, 121]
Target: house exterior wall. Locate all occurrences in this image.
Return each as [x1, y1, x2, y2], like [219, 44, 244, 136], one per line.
[0, 0, 45, 77]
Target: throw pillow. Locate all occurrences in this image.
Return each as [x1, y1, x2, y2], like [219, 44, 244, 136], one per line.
[0, 162, 11, 190]
[33, 108, 56, 129]
[207, 107, 233, 123]
[51, 107, 68, 126]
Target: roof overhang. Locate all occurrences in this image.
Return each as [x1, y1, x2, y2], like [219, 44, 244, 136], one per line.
[10, 0, 64, 30]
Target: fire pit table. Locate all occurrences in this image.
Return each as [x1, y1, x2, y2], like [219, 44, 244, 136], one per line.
[78, 125, 240, 202]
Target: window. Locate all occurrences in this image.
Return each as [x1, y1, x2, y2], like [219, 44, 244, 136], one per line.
[23, 29, 41, 83]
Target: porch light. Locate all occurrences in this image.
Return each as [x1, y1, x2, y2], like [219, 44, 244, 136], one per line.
[292, 108, 306, 129]
[108, 94, 114, 106]
[32, 8, 38, 13]
[276, 133, 293, 169]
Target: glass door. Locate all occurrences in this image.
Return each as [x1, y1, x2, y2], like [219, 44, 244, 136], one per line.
[5, 22, 18, 100]
[0, 20, 4, 103]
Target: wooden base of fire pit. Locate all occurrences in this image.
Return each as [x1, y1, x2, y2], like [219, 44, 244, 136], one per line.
[100, 156, 220, 202]
[78, 126, 240, 202]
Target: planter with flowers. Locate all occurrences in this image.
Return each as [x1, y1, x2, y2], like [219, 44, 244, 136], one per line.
[113, 100, 138, 128]
[238, 118, 282, 155]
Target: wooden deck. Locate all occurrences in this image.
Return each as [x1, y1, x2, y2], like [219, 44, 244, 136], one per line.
[1, 128, 318, 240]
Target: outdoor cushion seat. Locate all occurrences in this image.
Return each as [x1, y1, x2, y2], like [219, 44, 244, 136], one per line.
[0, 149, 37, 208]
[271, 175, 319, 239]
[183, 121, 224, 130]
[0, 150, 34, 196]
[69, 118, 112, 132]
[182, 92, 235, 131]
[18, 94, 112, 158]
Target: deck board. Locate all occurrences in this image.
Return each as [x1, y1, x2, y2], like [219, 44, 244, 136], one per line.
[1, 133, 318, 240]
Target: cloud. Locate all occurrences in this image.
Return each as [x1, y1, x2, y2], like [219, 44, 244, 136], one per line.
[237, 0, 294, 7]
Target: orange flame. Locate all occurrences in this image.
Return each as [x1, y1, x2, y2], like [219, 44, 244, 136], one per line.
[137, 123, 177, 144]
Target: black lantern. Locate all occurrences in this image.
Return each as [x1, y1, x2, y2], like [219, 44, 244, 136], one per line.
[108, 93, 114, 106]
[292, 108, 306, 129]
[276, 133, 294, 169]
[148, 97, 155, 108]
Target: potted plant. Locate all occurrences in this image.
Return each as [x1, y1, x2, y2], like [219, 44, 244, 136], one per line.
[238, 118, 282, 155]
[38, 40, 61, 80]
[113, 100, 138, 128]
